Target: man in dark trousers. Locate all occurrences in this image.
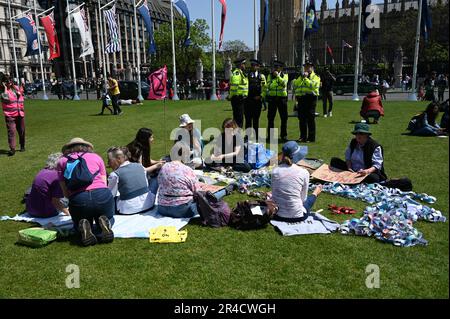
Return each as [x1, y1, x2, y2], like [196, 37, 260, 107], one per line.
[245, 59, 267, 141]
[107, 74, 122, 115]
[293, 61, 321, 143]
[266, 61, 289, 142]
[229, 58, 248, 128]
[321, 67, 336, 117]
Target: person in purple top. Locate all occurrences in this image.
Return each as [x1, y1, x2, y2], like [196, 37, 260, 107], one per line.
[26, 153, 69, 218]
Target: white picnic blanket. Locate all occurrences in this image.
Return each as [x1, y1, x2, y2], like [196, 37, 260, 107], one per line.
[1, 207, 195, 238]
[270, 212, 340, 236]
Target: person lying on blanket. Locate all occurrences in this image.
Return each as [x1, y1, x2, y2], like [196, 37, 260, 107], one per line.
[26, 152, 70, 218]
[330, 123, 388, 184]
[272, 141, 322, 221]
[107, 146, 156, 215]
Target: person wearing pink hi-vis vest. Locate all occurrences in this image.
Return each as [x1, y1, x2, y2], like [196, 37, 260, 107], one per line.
[1, 74, 25, 156]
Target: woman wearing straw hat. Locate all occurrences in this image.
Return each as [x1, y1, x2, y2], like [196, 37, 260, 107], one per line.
[57, 137, 114, 246]
[330, 123, 387, 183]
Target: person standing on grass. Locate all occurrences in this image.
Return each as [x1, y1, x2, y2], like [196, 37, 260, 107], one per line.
[245, 59, 266, 141]
[1, 74, 26, 156]
[266, 61, 289, 142]
[229, 58, 248, 128]
[57, 138, 114, 247]
[321, 67, 336, 118]
[272, 141, 323, 221]
[293, 61, 321, 143]
[107, 74, 122, 115]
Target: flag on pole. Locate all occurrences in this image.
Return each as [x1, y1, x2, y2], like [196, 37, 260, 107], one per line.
[104, 5, 121, 53]
[305, 0, 319, 38]
[342, 40, 353, 48]
[138, 0, 157, 54]
[421, 0, 432, 43]
[218, 0, 227, 49]
[72, 7, 95, 58]
[40, 11, 60, 60]
[361, 0, 371, 43]
[16, 13, 41, 56]
[174, 0, 192, 47]
[148, 66, 168, 100]
[261, 0, 269, 43]
[326, 43, 335, 64]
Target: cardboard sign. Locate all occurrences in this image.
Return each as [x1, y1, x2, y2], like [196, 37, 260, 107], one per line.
[311, 164, 366, 185]
[197, 183, 225, 193]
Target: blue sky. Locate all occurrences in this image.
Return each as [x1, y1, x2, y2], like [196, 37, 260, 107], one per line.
[183, 0, 384, 49]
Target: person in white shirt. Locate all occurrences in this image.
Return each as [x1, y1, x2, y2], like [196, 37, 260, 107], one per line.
[271, 141, 322, 221]
[107, 147, 155, 215]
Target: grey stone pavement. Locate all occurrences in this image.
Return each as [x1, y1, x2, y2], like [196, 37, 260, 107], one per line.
[28, 89, 449, 102]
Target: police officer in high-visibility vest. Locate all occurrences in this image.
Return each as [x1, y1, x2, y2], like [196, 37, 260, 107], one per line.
[229, 58, 248, 128]
[1, 74, 25, 156]
[266, 61, 289, 142]
[245, 59, 266, 141]
[293, 61, 321, 143]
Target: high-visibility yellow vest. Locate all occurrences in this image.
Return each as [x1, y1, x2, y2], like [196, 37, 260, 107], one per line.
[229, 68, 248, 98]
[266, 73, 289, 97]
[293, 71, 321, 97]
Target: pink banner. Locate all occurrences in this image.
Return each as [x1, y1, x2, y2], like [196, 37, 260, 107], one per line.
[40, 12, 60, 60]
[218, 0, 227, 49]
[148, 66, 168, 100]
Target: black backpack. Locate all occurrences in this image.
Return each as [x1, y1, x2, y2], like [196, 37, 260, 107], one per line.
[194, 191, 231, 228]
[229, 200, 278, 230]
[64, 153, 99, 191]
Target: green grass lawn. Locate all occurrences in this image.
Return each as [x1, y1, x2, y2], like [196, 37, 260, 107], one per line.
[0, 98, 448, 298]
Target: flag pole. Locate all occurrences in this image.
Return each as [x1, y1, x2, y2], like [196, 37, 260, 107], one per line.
[253, 0, 257, 60]
[210, 0, 218, 100]
[170, 0, 180, 100]
[33, 0, 49, 100]
[301, 0, 307, 72]
[133, 0, 144, 101]
[341, 40, 344, 64]
[7, 0, 20, 84]
[408, 0, 423, 101]
[66, 0, 80, 100]
[98, 1, 107, 93]
[352, 0, 363, 101]
[324, 41, 327, 65]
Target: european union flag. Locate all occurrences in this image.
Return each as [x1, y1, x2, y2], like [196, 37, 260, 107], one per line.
[304, 0, 319, 38]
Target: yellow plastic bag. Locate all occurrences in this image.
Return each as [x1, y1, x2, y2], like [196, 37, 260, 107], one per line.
[149, 226, 187, 243]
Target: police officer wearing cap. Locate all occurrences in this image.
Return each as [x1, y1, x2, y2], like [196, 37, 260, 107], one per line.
[266, 61, 289, 142]
[229, 58, 249, 128]
[245, 59, 267, 140]
[293, 61, 321, 142]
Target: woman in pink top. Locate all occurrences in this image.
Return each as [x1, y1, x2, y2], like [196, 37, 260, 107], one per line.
[57, 137, 114, 247]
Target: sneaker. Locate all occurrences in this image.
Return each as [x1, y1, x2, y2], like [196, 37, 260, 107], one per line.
[97, 215, 114, 244]
[323, 114, 328, 118]
[78, 219, 97, 246]
[118, 111, 124, 116]
[328, 112, 333, 117]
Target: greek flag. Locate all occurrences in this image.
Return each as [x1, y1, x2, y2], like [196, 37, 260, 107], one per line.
[104, 5, 121, 53]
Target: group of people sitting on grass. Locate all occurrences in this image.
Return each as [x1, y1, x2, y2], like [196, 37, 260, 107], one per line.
[25, 109, 390, 246]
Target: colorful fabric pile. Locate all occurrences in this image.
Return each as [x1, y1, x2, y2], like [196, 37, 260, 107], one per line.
[311, 182, 446, 247]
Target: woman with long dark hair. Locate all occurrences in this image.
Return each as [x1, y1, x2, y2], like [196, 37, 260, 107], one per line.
[409, 102, 446, 136]
[127, 128, 165, 193]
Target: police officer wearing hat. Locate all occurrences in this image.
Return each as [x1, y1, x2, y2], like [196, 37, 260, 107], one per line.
[266, 60, 289, 142]
[293, 61, 321, 142]
[245, 59, 267, 140]
[229, 58, 249, 128]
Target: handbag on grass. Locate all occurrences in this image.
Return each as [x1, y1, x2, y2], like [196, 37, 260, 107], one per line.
[229, 200, 278, 230]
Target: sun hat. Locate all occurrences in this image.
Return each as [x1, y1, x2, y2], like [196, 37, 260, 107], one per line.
[282, 141, 308, 164]
[352, 123, 372, 135]
[62, 137, 93, 151]
[179, 114, 195, 127]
